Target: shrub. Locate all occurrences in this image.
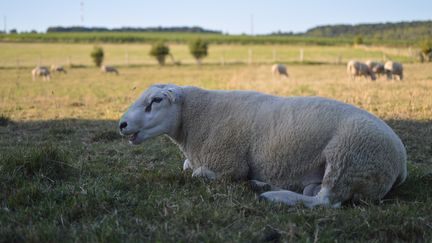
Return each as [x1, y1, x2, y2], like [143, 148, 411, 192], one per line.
[354, 36, 363, 45]
[420, 39, 432, 54]
[90, 46, 104, 67]
[189, 39, 209, 64]
[417, 39, 432, 62]
[149, 42, 170, 65]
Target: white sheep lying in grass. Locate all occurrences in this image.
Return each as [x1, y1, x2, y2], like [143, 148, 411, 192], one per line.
[119, 84, 407, 208]
[271, 64, 289, 78]
[51, 65, 67, 74]
[365, 60, 385, 78]
[347, 60, 376, 81]
[384, 61, 403, 80]
[101, 65, 119, 75]
[31, 66, 51, 81]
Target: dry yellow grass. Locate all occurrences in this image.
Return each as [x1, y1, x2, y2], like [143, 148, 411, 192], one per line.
[1, 63, 431, 121]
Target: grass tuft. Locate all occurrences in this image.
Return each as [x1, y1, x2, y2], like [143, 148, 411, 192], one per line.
[1, 144, 76, 180]
[70, 102, 85, 107]
[0, 114, 11, 126]
[91, 129, 120, 142]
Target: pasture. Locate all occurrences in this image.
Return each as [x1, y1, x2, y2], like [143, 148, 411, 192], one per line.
[1, 42, 432, 242]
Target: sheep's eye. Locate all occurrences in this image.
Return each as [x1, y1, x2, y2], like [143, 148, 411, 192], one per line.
[152, 97, 163, 103]
[145, 105, 152, 112]
[145, 97, 163, 112]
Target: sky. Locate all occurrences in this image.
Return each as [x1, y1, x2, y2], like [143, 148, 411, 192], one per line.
[1, 0, 431, 34]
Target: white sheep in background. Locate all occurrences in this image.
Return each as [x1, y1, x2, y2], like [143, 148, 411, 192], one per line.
[271, 64, 289, 78]
[384, 61, 403, 80]
[101, 65, 119, 75]
[119, 84, 407, 208]
[31, 66, 51, 81]
[50, 65, 67, 74]
[365, 60, 385, 78]
[347, 60, 376, 81]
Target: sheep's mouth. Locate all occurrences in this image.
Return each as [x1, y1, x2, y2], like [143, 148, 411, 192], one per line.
[128, 131, 140, 142]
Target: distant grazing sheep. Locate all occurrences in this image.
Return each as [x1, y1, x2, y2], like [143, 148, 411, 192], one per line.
[31, 66, 51, 81]
[50, 65, 67, 74]
[347, 60, 376, 81]
[384, 61, 403, 80]
[365, 60, 385, 77]
[119, 84, 407, 208]
[101, 65, 119, 75]
[271, 64, 289, 78]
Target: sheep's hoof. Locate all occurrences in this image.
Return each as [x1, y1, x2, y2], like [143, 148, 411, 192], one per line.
[182, 159, 192, 171]
[249, 180, 272, 193]
[192, 166, 216, 180]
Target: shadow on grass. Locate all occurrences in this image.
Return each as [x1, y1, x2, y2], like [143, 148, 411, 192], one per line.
[1, 117, 431, 201]
[1, 117, 432, 242]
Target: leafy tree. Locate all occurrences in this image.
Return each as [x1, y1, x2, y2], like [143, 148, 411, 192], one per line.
[9, 29, 17, 34]
[90, 46, 104, 67]
[149, 42, 170, 65]
[189, 39, 209, 64]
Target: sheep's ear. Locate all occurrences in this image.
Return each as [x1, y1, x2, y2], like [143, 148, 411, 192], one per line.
[162, 88, 180, 103]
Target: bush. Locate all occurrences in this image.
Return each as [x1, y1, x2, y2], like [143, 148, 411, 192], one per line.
[420, 39, 432, 55]
[149, 42, 170, 65]
[90, 46, 104, 67]
[418, 39, 432, 62]
[189, 39, 209, 64]
[354, 36, 363, 45]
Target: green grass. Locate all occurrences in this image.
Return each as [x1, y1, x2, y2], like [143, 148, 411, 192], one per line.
[1, 43, 432, 241]
[1, 119, 432, 242]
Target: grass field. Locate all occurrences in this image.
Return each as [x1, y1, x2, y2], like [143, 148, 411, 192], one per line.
[1, 42, 432, 242]
[0, 42, 416, 68]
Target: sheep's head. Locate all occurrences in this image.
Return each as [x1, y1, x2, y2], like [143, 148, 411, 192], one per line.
[373, 65, 384, 74]
[119, 84, 182, 145]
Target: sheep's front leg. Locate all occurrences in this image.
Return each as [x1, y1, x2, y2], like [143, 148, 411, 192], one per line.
[260, 188, 341, 208]
[192, 166, 217, 180]
[183, 159, 192, 171]
[303, 183, 321, 196]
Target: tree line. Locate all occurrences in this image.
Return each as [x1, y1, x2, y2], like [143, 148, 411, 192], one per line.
[47, 26, 221, 34]
[302, 21, 432, 40]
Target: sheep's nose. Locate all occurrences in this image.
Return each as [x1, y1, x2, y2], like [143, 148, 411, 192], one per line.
[119, 121, 128, 130]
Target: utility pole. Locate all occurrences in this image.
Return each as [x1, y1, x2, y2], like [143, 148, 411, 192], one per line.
[3, 15, 6, 33]
[80, 1, 84, 23]
[250, 14, 254, 36]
